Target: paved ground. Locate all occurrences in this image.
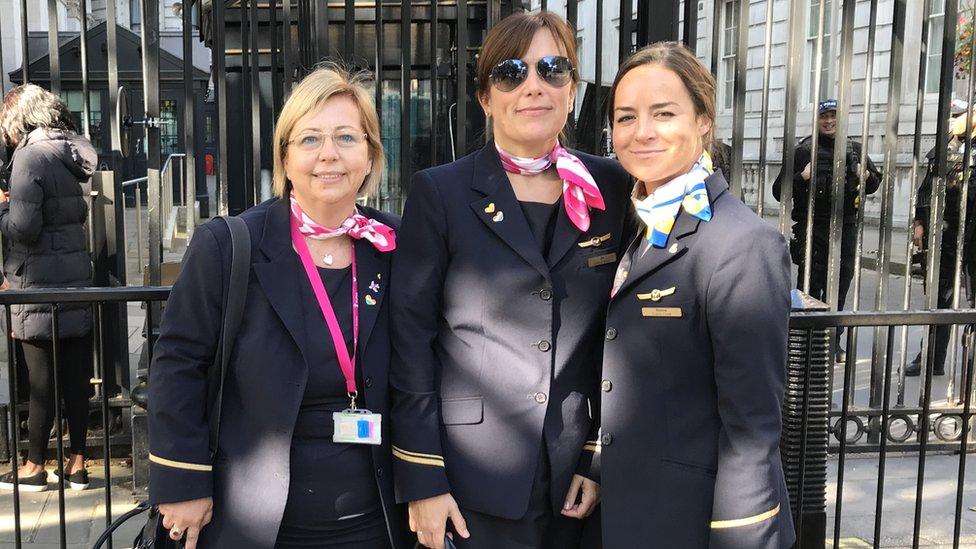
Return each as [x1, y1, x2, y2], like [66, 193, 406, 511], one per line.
[0, 212, 973, 547]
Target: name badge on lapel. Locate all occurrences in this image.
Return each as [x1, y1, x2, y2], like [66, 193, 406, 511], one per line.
[587, 252, 617, 268]
[641, 307, 682, 318]
[333, 409, 383, 445]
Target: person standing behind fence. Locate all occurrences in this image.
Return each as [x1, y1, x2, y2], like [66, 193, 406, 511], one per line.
[0, 84, 95, 492]
[773, 99, 882, 363]
[599, 42, 794, 548]
[907, 99, 976, 376]
[390, 11, 634, 549]
[147, 66, 407, 549]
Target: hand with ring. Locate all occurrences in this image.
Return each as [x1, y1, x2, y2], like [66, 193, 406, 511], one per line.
[159, 497, 214, 549]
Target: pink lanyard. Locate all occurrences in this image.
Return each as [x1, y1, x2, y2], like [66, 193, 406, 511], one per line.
[290, 218, 360, 402]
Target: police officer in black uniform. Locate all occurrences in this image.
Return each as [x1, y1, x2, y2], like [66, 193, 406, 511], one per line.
[907, 99, 976, 376]
[773, 99, 882, 362]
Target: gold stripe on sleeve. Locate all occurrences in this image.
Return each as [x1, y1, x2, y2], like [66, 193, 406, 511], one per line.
[392, 446, 445, 467]
[148, 453, 213, 472]
[582, 440, 601, 453]
[710, 504, 781, 529]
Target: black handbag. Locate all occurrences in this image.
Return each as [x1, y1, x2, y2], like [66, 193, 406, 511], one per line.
[414, 536, 458, 549]
[92, 216, 251, 549]
[92, 501, 180, 549]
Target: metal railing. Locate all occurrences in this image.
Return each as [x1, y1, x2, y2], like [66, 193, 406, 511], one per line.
[0, 287, 169, 549]
[787, 308, 976, 548]
[121, 153, 192, 276]
[0, 291, 972, 547]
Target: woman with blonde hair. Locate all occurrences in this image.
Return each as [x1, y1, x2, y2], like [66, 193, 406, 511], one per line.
[148, 65, 407, 548]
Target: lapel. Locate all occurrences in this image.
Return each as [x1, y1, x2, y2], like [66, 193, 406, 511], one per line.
[613, 172, 729, 298]
[545, 148, 600, 267]
[469, 144, 551, 280]
[252, 198, 312, 370]
[353, 226, 389, 359]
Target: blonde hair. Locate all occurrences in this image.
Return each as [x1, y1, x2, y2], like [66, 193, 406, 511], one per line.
[272, 64, 384, 198]
[0, 84, 78, 147]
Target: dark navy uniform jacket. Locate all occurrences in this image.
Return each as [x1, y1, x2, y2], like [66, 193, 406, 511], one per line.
[600, 172, 796, 548]
[389, 144, 633, 519]
[147, 197, 407, 549]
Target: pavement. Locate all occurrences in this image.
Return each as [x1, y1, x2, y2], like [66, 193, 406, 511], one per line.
[0, 211, 973, 547]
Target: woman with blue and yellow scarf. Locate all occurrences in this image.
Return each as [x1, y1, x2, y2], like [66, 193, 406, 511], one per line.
[596, 42, 796, 548]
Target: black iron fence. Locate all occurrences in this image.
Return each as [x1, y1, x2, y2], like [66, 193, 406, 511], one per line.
[3, 1, 975, 329]
[4, 0, 976, 546]
[0, 287, 971, 546]
[0, 287, 168, 549]
[787, 308, 976, 549]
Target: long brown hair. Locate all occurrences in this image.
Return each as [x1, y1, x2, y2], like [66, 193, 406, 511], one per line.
[608, 42, 716, 150]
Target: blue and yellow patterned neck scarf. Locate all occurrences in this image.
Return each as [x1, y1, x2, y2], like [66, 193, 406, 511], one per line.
[632, 151, 714, 248]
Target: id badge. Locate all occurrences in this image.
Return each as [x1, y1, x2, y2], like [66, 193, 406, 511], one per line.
[333, 409, 382, 445]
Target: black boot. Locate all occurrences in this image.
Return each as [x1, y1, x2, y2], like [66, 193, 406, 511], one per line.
[905, 353, 922, 377]
[835, 346, 847, 364]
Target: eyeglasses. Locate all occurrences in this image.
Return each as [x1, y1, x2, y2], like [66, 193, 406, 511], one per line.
[489, 56, 575, 93]
[288, 129, 368, 152]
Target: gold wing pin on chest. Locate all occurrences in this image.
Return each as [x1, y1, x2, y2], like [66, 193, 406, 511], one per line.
[578, 232, 612, 248]
[637, 286, 676, 302]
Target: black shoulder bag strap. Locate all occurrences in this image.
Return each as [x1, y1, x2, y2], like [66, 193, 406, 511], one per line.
[208, 216, 251, 457]
[92, 218, 251, 549]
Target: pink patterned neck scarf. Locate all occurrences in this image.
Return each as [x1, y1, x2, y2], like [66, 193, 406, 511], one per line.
[496, 141, 606, 232]
[289, 194, 396, 252]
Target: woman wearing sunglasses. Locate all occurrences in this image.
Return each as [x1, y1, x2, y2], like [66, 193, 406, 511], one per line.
[597, 42, 795, 548]
[389, 11, 633, 549]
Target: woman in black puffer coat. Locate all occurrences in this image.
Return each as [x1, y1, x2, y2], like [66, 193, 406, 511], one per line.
[0, 84, 95, 492]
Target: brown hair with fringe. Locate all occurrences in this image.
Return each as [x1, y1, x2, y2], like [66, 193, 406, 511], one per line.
[475, 11, 580, 103]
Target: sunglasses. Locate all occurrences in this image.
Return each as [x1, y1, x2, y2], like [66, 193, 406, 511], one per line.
[489, 56, 575, 92]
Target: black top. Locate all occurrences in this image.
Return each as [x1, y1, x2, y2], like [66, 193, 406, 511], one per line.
[519, 199, 560, 259]
[277, 265, 381, 541]
[302, 266, 355, 407]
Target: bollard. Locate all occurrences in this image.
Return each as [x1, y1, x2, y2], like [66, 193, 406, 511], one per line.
[0, 404, 8, 463]
[783, 291, 831, 549]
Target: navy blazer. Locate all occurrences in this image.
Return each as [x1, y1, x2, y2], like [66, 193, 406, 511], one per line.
[147, 197, 407, 549]
[389, 143, 634, 520]
[599, 172, 796, 548]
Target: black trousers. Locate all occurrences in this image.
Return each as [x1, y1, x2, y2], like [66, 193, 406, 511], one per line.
[21, 337, 93, 464]
[793, 222, 857, 311]
[794, 222, 858, 352]
[451, 447, 599, 549]
[275, 508, 391, 549]
[917, 241, 976, 371]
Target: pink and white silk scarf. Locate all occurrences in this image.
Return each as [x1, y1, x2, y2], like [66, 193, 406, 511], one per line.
[496, 141, 606, 232]
[289, 193, 396, 252]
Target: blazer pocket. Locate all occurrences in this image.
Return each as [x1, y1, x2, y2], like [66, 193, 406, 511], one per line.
[661, 457, 717, 479]
[439, 396, 484, 426]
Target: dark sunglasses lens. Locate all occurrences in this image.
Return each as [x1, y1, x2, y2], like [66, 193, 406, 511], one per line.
[538, 56, 573, 87]
[491, 59, 528, 92]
